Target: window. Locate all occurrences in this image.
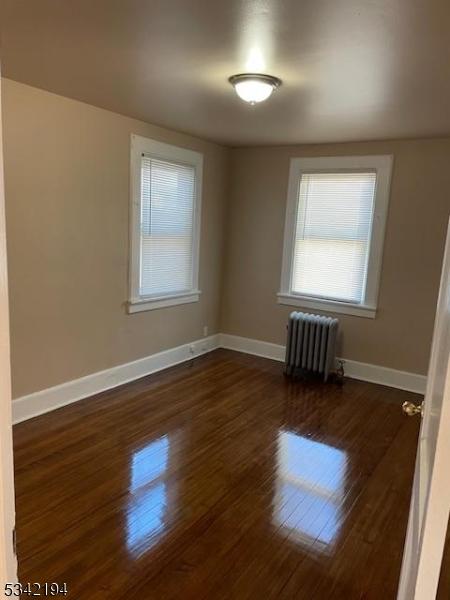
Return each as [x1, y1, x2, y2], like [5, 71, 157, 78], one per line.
[279, 155, 393, 318]
[129, 135, 202, 312]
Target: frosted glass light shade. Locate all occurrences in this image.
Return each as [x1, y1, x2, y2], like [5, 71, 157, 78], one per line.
[229, 73, 281, 104]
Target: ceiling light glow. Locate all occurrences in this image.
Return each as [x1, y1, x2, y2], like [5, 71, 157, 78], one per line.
[229, 73, 281, 104]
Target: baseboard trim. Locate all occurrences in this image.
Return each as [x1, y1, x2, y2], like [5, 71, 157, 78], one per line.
[13, 331, 426, 424]
[219, 333, 286, 362]
[340, 358, 427, 395]
[12, 335, 220, 424]
[219, 333, 427, 395]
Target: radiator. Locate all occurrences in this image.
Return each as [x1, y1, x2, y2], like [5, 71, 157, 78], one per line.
[285, 311, 339, 382]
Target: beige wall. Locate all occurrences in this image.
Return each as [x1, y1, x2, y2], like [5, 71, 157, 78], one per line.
[221, 140, 450, 375]
[1, 79, 229, 398]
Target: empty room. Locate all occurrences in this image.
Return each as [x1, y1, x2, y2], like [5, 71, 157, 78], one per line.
[0, 1, 450, 598]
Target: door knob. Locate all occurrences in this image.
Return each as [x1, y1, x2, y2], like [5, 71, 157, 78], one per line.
[402, 401, 423, 417]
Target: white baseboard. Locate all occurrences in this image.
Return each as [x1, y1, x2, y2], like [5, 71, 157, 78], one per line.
[13, 331, 426, 424]
[219, 333, 286, 362]
[12, 335, 220, 424]
[340, 358, 427, 395]
[219, 333, 427, 395]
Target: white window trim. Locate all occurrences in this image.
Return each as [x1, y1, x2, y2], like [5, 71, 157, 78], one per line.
[278, 155, 393, 319]
[128, 134, 203, 313]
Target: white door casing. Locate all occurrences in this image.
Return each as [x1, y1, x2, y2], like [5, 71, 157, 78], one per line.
[0, 66, 17, 592]
[397, 217, 450, 599]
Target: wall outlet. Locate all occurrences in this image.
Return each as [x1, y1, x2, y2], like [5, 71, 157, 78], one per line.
[203, 325, 208, 337]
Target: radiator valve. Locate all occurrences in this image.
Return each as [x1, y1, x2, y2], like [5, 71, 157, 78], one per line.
[336, 360, 345, 385]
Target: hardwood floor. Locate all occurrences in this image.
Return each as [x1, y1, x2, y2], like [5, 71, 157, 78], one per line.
[437, 518, 450, 599]
[14, 349, 423, 599]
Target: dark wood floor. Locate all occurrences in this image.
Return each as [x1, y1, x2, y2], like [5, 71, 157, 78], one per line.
[14, 349, 425, 599]
[437, 519, 450, 599]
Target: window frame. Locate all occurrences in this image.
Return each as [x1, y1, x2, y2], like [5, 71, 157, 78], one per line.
[278, 155, 393, 319]
[128, 134, 203, 313]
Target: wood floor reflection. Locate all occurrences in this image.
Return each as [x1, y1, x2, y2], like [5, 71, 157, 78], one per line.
[14, 349, 422, 599]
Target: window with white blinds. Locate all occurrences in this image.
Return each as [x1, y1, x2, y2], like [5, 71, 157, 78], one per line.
[279, 156, 393, 318]
[140, 157, 195, 297]
[292, 172, 376, 304]
[129, 136, 202, 312]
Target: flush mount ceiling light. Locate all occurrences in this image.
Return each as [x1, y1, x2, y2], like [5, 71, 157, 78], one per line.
[228, 73, 282, 104]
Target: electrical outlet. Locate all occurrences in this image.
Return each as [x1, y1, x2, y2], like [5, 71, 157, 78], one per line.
[203, 325, 208, 337]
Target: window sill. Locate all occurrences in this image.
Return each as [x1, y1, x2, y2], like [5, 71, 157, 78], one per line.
[128, 291, 201, 313]
[277, 293, 376, 319]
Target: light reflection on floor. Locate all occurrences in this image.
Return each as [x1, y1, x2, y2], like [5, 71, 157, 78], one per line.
[126, 435, 170, 556]
[274, 430, 347, 554]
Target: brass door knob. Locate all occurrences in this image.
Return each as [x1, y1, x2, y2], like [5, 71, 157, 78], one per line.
[402, 401, 423, 417]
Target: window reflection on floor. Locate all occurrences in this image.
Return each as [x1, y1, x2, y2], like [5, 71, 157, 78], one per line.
[274, 430, 347, 554]
[126, 435, 170, 556]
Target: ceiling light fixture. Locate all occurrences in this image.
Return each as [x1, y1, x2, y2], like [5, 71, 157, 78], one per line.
[228, 73, 282, 104]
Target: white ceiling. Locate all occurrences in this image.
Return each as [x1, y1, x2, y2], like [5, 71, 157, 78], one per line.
[2, 0, 450, 146]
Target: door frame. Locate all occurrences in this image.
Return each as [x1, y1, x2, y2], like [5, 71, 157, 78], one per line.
[0, 63, 18, 591]
[397, 218, 450, 599]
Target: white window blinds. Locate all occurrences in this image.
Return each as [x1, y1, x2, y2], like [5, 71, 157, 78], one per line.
[140, 156, 196, 297]
[291, 172, 377, 304]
